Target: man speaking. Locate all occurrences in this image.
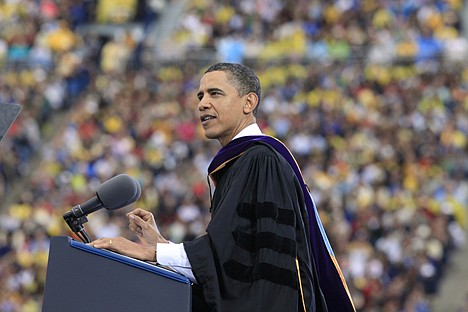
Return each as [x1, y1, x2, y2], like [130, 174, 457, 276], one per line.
[90, 63, 355, 312]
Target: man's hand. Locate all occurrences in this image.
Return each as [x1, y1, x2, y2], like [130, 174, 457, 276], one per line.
[89, 236, 155, 261]
[89, 209, 169, 262]
[126, 208, 169, 245]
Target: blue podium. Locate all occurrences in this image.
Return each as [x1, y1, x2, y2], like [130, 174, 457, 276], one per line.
[42, 236, 192, 312]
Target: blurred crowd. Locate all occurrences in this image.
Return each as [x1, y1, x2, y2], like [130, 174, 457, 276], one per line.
[1, 0, 468, 311]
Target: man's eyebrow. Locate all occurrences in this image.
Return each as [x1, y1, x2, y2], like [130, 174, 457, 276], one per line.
[197, 88, 224, 98]
[207, 87, 224, 94]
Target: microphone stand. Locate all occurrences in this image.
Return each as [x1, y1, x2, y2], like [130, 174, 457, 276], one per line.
[63, 213, 91, 243]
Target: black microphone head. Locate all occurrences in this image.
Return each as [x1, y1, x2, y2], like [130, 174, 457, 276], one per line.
[96, 174, 141, 210]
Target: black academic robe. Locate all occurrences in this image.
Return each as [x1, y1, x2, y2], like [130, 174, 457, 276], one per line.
[184, 142, 328, 312]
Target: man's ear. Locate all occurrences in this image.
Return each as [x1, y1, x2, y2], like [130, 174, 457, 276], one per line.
[243, 93, 258, 114]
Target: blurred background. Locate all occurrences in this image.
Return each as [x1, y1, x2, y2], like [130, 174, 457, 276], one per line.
[1, 0, 468, 311]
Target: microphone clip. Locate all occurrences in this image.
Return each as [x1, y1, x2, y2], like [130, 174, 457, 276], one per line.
[63, 211, 91, 243]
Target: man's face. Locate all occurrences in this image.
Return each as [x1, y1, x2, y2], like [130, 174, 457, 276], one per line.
[197, 71, 253, 146]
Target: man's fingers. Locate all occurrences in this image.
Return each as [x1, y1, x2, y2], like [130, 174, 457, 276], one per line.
[127, 208, 154, 222]
[129, 223, 138, 232]
[128, 213, 147, 227]
[128, 223, 143, 236]
[89, 238, 115, 250]
[126, 208, 147, 218]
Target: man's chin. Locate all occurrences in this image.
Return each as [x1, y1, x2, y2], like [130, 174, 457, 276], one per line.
[203, 131, 227, 145]
[202, 130, 216, 140]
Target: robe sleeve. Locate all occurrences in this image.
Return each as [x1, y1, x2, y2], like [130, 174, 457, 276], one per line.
[184, 144, 322, 312]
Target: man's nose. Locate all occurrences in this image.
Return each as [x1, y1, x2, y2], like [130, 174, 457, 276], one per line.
[198, 97, 210, 111]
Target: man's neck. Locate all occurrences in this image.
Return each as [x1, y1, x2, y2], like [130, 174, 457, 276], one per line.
[232, 123, 263, 141]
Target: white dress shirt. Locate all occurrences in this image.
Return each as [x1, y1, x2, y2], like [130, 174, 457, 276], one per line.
[157, 123, 264, 283]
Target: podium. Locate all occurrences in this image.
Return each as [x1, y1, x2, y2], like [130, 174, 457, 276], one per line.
[0, 103, 21, 142]
[43, 236, 192, 312]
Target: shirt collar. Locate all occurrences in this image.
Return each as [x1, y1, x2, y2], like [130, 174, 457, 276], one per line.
[232, 123, 264, 141]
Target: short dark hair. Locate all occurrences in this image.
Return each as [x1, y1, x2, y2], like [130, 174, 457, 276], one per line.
[205, 63, 261, 115]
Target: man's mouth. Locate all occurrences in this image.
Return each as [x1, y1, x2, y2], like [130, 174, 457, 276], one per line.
[200, 115, 216, 123]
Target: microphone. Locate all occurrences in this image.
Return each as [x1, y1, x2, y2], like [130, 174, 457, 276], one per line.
[63, 174, 141, 219]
